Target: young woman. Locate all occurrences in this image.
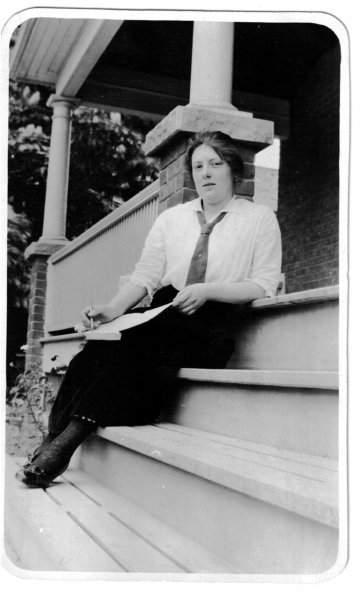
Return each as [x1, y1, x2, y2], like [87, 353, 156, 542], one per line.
[17, 130, 282, 487]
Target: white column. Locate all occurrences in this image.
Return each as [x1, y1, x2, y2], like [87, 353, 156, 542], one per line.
[40, 95, 78, 242]
[189, 21, 235, 109]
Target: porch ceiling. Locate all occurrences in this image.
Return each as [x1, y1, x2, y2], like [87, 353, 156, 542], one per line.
[9, 18, 122, 96]
[10, 19, 83, 87]
[81, 19, 338, 105]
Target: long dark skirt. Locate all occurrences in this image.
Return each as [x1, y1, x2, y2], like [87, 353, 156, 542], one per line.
[48, 286, 235, 434]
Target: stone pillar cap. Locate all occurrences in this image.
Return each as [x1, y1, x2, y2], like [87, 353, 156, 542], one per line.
[47, 94, 81, 108]
[25, 238, 69, 261]
[144, 104, 274, 156]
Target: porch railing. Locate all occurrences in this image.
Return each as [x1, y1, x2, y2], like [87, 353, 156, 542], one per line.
[45, 179, 160, 333]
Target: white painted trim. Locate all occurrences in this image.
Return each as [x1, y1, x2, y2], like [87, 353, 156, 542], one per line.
[56, 20, 122, 97]
[255, 137, 281, 169]
[49, 179, 160, 264]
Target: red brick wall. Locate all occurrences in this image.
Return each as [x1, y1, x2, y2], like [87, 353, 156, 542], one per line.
[25, 256, 48, 369]
[277, 44, 340, 293]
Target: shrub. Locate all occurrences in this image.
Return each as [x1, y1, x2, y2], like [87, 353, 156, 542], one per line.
[6, 366, 55, 443]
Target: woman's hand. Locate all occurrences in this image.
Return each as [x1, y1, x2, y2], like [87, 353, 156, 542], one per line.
[172, 284, 209, 315]
[80, 304, 117, 330]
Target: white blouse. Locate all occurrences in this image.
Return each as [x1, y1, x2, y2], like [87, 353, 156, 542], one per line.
[128, 196, 282, 299]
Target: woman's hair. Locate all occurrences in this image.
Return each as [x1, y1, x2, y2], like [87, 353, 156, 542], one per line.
[184, 130, 244, 183]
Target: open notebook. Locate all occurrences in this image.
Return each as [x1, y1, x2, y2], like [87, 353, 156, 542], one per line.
[75, 303, 172, 341]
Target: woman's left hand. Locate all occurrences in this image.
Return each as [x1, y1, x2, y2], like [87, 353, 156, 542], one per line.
[172, 284, 209, 315]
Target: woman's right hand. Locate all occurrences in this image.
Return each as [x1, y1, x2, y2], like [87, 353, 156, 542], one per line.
[80, 304, 117, 330]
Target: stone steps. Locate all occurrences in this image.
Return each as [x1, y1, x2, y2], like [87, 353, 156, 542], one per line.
[5, 456, 233, 573]
[171, 369, 338, 458]
[40, 285, 339, 375]
[13, 285, 339, 574]
[227, 285, 338, 371]
[78, 422, 338, 574]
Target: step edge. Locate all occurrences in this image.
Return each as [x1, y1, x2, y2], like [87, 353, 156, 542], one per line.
[99, 425, 338, 479]
[5, 456, 121, 572]
[96, 428, 338, 529]
[64, 468, 238, 573]
[250, 285, 339, 310]
[178, 369, 339, 390]
[157, 423, 338, 471]
[49, 476, 184, 573]
[40, 286, 339, 343]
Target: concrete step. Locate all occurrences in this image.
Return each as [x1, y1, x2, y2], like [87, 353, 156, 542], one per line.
[227, 285, 338, 371]
[5, 455, 233, 573]
[171, 369, 338, 458]
[78, 424, 338, 574]
[40, 285, 339, 375]
[5, 456, 120, 572]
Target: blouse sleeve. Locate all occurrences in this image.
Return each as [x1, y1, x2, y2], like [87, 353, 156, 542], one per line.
[127, 213, 167, 298]
[244, 207, 282, 297]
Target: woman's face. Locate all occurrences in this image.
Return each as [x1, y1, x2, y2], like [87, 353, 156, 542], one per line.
[191, 144, 233, 206]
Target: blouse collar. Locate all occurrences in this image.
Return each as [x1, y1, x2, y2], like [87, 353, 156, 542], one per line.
[189, 195, 248, 214]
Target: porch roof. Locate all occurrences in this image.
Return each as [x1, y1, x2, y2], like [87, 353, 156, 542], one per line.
[10, 18, 338, 134]
[9, 19, 122, 96]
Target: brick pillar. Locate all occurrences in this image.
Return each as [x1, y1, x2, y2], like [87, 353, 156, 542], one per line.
[144, 105, 273, 211]
[24, 241, 66, 369]
[25, 255, 47, 369]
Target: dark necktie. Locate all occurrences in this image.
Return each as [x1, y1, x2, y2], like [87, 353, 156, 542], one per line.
[185, 211, 227, 285]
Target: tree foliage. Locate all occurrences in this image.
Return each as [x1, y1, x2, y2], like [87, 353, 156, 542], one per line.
[7, 209, 31, 309]
[8, 82, 52, 239]
[67, 106, 158, 237]
[7, 209, 31, 385]
[8, 80, 159, 240]
[7, 79, 159, 377]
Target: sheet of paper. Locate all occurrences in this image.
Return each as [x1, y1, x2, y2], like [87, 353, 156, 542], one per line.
[79, 302, 172, 340]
